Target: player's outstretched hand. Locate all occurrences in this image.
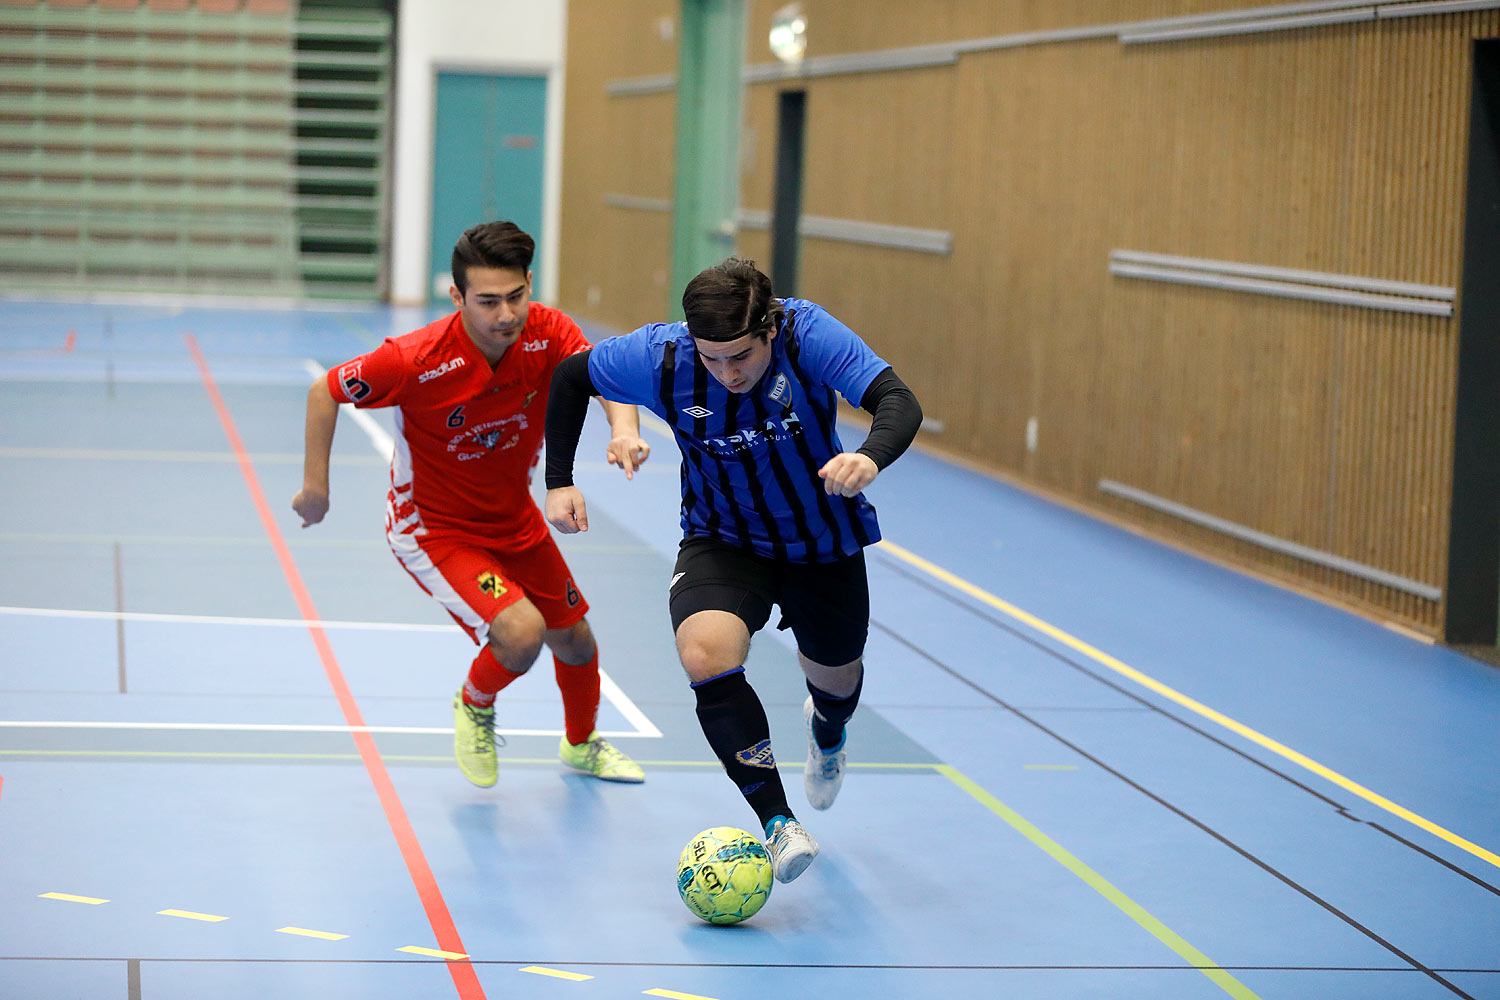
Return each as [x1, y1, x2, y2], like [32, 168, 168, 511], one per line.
[605, 433, 651, 480]
[545, 486, 589, 533]
[292, 488, 329, 528]
[818, 453, 878, 497]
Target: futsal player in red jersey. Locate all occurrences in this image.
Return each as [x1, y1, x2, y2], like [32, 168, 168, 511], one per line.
[292, 221, 651, 786]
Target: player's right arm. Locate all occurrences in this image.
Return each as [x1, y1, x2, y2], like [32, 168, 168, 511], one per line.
[292, 340, 407, 528]
[292, 376, 340, 527]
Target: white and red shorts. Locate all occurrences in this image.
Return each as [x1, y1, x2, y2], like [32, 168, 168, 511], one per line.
[388, 528, 589, 645]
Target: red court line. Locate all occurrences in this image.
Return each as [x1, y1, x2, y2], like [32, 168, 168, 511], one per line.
[185, 333, 484, 1000]
[1, 329, 77, 359]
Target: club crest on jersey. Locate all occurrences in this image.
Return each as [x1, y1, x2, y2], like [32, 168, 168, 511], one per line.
[735, 739, 776, 770]
[683, 405, 714, 418]
[476, 571, 507, 598]
[767, 372, 789, 403]
[418, 357, 466, 383]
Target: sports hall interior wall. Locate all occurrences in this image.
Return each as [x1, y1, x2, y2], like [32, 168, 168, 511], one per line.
[0, 0, 395, 299]
[556, 0, 679, 330]
[557, 1, 1500, 639]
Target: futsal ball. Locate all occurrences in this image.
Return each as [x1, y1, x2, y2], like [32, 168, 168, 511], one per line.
[676, 826, 774, 925]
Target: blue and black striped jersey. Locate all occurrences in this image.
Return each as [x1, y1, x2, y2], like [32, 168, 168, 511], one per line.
[588, 299, 890, 563]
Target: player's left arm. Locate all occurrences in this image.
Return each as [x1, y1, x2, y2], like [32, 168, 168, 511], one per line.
[595, 398, 651, 480]
[794, 304, 923, 495]
[818, 367, 923, 496]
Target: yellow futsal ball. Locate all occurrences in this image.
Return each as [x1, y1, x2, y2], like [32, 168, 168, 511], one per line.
[676, 826, 774, 925]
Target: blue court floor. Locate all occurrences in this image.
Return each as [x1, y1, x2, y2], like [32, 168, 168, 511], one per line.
[0, 296, 1496, 1000]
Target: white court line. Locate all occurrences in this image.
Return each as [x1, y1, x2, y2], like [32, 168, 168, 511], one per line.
[0, 720, 648, 739]
[301, 358, 394, 459]
[0, 446, 383, 466]
[0, 605, 661, 739]
[0, 605, 452, 632]
[599, 668, 662, 737]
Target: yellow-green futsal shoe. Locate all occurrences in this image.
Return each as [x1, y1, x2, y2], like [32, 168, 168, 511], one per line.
[453, 691, 498, 787]
[558, 731, 645, 782]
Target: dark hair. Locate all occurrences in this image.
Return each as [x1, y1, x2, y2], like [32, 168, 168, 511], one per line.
[451, 221, 535, 296]
[681, 257, 785, 342]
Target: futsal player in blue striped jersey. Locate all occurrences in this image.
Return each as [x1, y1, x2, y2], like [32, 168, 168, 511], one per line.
[543, 257, 922, 883]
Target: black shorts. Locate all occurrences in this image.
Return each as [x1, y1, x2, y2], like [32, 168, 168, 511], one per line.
[668, 536, 870, 666]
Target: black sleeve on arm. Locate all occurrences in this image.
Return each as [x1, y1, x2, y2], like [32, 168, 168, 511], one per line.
[855, 367, 923, 470]
[544, 350, 601, 489]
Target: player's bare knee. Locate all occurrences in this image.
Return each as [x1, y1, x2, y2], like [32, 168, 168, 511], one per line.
[487, 600, 546, 673]
[544, 618, 596, 665]
[676, 631, 740, 683]
[800, 654, 863, 698]
[674, 610, 751, 682]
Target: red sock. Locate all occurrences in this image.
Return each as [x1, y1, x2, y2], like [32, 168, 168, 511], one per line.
[462, 645, 523, 707]
[554, 651, 601, 746]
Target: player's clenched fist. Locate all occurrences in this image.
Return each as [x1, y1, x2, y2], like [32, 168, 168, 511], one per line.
[545, 486, 589, 533]
[292, 488, 330, 527]
[817, 453, 878, 497]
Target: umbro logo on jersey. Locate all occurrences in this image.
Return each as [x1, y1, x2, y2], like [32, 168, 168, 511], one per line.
[683, 405, 714, 418]
[418, 357, 466, 383]
[521, 339, 549, 352]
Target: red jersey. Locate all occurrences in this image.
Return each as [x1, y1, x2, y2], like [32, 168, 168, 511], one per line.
[327, 304, 591, 549]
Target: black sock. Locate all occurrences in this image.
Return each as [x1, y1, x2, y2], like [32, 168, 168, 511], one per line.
[807, 669, 863, 750]
[692, 668, 792, 829]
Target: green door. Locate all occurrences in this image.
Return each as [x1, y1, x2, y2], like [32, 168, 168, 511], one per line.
[429, 72, 547, 304]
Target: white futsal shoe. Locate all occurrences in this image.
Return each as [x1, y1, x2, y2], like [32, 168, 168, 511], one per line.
[763, 815, 820, 883]
[803, 696, 847, 810]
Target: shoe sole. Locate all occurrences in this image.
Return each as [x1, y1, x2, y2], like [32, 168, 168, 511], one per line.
[773, 848, 817, 884]
[561, 764, 644, 783]
[458, 767, 497, 788]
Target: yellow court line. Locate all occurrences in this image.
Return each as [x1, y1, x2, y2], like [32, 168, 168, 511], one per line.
[158, 909, 228, 922]
[938, 764, 1260, 1000]
[40, 892, 107, 904]
[643, 989, 718, 1000]
[397, 945, 469, 960]
[878, 539, 1500, 872]
[521, 966, 593, 981]
[276, 926, 348, 941]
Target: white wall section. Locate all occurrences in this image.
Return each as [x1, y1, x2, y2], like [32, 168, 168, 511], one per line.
[389, 1, 566, 305]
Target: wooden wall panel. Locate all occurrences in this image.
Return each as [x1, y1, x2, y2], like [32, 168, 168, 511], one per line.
[765, 67, 959, 415]
[561, 2, 1498, 636]
[743, 0, 1288, 59]
[557, 0, 677, 328]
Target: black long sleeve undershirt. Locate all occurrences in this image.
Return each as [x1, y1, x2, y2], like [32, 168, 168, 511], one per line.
[544, 349, 598, 490]
[855, 367, 923, 470]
